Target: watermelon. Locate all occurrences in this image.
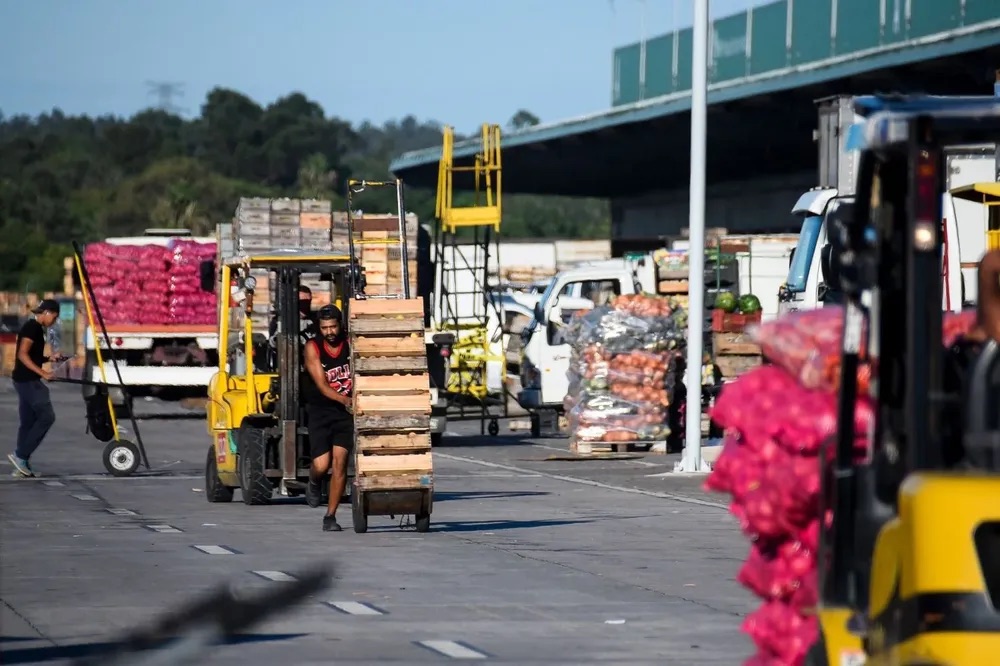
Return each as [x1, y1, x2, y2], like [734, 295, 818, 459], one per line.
[739, 294, 762, 315]
[715, 291, 737, 313]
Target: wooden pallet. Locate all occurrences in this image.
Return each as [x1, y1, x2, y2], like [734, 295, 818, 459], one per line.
[349, 297, 434, 528]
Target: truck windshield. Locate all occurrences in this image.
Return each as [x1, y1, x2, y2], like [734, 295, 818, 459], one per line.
[785, 215, 823, 293]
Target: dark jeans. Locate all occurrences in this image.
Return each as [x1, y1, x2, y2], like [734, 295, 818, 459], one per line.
[14, 380, 56, 461]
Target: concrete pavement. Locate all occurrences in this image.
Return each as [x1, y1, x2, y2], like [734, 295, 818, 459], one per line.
[1, 384, 752, 665]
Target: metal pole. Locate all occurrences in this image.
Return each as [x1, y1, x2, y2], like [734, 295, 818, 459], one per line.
[679, 0, 709, 473]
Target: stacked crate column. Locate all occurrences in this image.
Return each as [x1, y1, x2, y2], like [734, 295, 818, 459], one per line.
[350, 298, 434, 498]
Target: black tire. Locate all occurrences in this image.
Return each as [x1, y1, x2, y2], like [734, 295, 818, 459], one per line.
[103, 440, 141, 477]
[205, 445, 235, 503]
[238, 424, 271, 505]
[530, 413, 541, 438]
[352, 487, 368, 533]
[803, 629, 829, 666]
[415, 511, 431, 533]
[488, 419, 499, 436]
[431, 432, 443, 447]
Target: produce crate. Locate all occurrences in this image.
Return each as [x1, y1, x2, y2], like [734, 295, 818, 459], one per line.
[711, 309, 762, 333]
[712, 331, 762, 381]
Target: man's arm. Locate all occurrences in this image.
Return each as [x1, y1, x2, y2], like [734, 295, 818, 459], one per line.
[303, 341, 349, 406]
[17, 337, 53, 380]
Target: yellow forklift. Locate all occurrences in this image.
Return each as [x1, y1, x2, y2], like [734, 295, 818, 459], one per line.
[202, 250, 358, 505]
[809, 96, 1000, 664]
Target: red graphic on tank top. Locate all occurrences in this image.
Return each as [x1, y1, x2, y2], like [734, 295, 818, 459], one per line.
[325, 363, 352, 396]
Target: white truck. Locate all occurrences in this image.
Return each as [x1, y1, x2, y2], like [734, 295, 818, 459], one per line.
[81, 230, 219, 412]
[780, 95, 996, 313]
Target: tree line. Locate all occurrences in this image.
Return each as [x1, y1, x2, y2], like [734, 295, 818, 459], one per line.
[0, 88, 609, 292]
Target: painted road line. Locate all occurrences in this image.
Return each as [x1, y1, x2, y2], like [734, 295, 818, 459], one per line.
[433, 451, 728, 510]
[326, 601, 385, 616]
[71, 494, 99, 501]
[42, 480, 65, 487]
[192, 545, 239, 555]
[417, 640, 488, 660]
[251, 571, 296, 582]
[107, 508, 137, 516]
[144, 524, 183, 534]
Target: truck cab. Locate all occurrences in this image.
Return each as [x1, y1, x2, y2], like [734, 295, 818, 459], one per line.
[516, 258, 655, 413]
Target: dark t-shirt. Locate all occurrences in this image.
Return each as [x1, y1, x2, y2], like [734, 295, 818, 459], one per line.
[12, 319, 46, 383]
[303, 338, 353, 419]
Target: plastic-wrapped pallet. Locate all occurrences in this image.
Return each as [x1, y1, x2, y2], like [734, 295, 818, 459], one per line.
[563, 294, 687, 452]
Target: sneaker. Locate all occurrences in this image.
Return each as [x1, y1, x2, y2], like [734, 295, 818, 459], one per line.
[7, 454, 32, 477]
[322, 514, 342, 532]
[305, 478, 322, 508]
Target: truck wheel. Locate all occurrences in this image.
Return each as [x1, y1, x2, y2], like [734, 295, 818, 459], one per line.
[205, 445, 234, 503]
[352, 488, 368, 533]
[530, 413, 541, 438]
[238, 424, 271, 505]
[103, 440, 141, 477]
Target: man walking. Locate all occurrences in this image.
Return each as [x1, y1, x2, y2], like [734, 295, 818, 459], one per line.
[8, 299, 65, 477]
[302, 305, 353, 531]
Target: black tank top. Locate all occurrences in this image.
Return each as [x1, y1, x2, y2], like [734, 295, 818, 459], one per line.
[303, 338, 352, 415]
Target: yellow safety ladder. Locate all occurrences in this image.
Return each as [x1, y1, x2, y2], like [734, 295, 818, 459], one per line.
[431, 124, 507, 431]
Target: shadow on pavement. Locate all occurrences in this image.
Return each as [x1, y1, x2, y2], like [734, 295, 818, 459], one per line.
[434, 490, 550, 502]
[434, 434, 565, 449]
[0, 632, 306, 664]
[430, 518, 594, 533]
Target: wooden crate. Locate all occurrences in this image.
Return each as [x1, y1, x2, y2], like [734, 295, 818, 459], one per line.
[715, 354, 763, 379]
[350, 297, 433, 491]
[713, 331, 761, 356]
[658, 279, 689, 295]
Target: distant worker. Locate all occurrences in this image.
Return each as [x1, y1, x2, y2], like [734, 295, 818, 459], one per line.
[266, 284, 319, 369]
[303, 305, 354, 531]
[8, 300, 67, 477]
[268, 284, 318, 346]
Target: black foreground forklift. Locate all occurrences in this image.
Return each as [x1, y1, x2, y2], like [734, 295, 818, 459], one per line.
[808, 96, 1000, 665]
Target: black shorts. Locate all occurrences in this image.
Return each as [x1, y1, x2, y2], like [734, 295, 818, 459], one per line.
[307, 407, 355, 459]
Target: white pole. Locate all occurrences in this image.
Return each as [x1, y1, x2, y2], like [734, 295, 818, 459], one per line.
[679, 0, 709, 473]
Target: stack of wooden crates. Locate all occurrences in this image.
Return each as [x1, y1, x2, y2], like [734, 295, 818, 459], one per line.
[231, 198, 349, 254]
[349, 298, 434, 532]
[349, 212, 418, 298]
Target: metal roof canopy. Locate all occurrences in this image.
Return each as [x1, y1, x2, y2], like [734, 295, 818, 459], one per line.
[951, 182, 1000, 204]
[390, 30, 1000, 199]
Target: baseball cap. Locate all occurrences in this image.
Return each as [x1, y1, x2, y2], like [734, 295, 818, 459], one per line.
[32, 299, 60, 315]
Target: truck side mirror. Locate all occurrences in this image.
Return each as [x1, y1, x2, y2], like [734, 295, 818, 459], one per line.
[820, 244, 842, 293]
[547, 318, 563, 346]
[199, 260, 216, 293]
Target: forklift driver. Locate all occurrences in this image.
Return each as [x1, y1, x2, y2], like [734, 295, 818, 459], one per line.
[268, 284, 319, 349]
[303, 305, 354, 532]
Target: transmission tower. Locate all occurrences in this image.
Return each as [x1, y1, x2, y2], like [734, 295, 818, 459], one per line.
[146, 81, 185, 114]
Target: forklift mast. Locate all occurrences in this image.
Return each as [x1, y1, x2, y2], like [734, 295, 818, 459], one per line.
[821, 98, 1000, 610]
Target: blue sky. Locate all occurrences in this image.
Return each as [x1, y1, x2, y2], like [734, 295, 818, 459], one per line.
[1, 0, 763, 130]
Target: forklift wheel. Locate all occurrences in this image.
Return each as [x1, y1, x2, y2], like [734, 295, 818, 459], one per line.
[530, 414, 541, 438]
[238, 425, 271, 506]
[103, 440, 141, 477]
[488, 419, 499, 437]
[352, 488, 368, 533]
[204, 445, 234, 503]
[415, 511, 431, 533]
